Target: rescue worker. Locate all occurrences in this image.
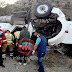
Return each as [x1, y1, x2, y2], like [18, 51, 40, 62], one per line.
[16, 26, 30, 66]
[5, 30, 14, 57]
[32, 30, 47, 72]
[0, 29, 7, 67]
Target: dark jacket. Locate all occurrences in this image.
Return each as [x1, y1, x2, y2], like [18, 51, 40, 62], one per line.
[20, 29, 30, 44]
[37, 35, 47, 53]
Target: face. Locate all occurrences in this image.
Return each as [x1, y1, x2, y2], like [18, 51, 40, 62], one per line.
[37, 33, 40, 37]
[7, 31, 10, 33]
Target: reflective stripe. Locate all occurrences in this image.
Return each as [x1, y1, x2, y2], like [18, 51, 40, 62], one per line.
[0, 31, 3, 33]
[7, 39, 12, 40]
[3, 40, 7, 42]
[10, 53, 13, 56]
[2, 54, 6, 58]
[7, 41, 13, 43]
[0, 45, 1, 47]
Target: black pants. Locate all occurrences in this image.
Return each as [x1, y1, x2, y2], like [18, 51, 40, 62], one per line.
[19, 53, 27, 63]
[13, 45, 19, 57]
[0, 47, 3, 65]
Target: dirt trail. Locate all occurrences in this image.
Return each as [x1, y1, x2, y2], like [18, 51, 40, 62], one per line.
[0, 51, 72, 72]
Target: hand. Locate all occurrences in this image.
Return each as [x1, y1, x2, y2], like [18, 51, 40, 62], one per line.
[16, 43, 18, 46]
[32, 50, 35, 55]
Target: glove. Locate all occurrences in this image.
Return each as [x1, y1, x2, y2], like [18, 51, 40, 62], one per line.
[11, 43, 14, 45]
[16, 43, 18, 46]
[32, 50, 35, 55]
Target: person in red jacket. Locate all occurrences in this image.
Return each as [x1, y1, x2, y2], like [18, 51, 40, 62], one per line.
[0, 29, 7, 68]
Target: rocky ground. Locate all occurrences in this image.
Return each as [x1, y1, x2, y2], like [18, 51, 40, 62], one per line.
[0, 50, 72, 72]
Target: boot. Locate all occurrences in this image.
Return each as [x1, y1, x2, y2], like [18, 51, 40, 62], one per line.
[2, 54, 6, 60]
[38, 68, 45, 72]
[0, 64, 5, 68]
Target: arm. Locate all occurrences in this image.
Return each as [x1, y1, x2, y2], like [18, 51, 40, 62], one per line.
[2, 32, 7, 48]
[11, 34, 14, 44]
[32, 37, 41, 55]
[34, 44, 38, 51]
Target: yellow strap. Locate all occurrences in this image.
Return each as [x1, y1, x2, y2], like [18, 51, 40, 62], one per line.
[10, 53, 13, 56]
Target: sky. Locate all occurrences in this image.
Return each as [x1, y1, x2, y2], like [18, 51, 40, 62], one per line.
[1, 0, 19, 4]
